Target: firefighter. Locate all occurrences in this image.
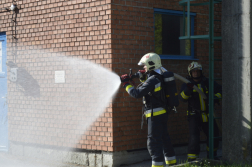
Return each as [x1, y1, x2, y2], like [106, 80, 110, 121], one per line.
[120, 53, 177, 167]
[179, 61, 222, 161]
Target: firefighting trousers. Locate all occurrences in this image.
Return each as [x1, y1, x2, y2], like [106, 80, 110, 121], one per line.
[147, 113, 176, 165]
[187, 114, 219, 159]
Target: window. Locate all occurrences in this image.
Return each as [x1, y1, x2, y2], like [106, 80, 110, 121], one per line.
[154, 8, 196, 60]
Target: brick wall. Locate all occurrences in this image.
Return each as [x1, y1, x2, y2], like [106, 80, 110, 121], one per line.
[112, 0, 222, 151]
[0, 0, 115, 152]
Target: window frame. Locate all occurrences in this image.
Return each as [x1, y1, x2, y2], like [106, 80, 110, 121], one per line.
[154, 8, 197, 60]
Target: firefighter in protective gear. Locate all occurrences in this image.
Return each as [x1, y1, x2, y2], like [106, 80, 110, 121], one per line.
[179, 61, 222, 161]
[121, 53, 177, 167]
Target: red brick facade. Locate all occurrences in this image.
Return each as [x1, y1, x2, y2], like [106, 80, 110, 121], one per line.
[0, 0, 222, 153]
[111, 0, 222, 152]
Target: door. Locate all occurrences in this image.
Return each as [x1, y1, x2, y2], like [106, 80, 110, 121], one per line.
[0, 32, 8, 152]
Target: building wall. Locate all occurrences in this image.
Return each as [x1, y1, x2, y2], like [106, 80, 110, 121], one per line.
[0, 0, 114, 152]
[111, 0, 222, 152]
[0, 0, 222, 154]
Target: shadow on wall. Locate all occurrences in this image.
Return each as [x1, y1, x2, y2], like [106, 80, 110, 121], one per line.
[6, 61, 40, 97]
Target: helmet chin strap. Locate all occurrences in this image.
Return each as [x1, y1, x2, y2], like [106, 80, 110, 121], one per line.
[149, 70, 160, 76]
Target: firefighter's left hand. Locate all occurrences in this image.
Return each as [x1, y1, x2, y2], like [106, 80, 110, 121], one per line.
[120, 74, 130, 83]
[137, 70, 146, 80]
[186, 83, 194, 90]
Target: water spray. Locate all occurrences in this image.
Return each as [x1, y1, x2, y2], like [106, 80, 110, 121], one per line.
[3, 48, 121, 167]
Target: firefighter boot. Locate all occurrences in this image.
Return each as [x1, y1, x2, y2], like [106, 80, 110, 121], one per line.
[166, 163, 177, 167]
[187, 154, 198, 162]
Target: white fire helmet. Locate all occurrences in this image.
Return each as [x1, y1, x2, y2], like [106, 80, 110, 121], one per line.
[138, 53, 162, 71]
[188, 61, 202, 77]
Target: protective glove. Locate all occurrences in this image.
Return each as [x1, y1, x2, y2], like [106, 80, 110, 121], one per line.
[186, 83, 194, 90]
[120, 74, 131, 87]
[120, 74, 130, 83]
[137, 70, 147, 82]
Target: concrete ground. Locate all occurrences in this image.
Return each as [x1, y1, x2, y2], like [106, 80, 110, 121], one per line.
[0, 149, 221, 167]
[121, 148, 223, 167]
[120, 152, 207, 167]
[0, 151, 202, 167]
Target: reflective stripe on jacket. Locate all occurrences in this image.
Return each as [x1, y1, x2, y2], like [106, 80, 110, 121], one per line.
[144, 107, 166, 118]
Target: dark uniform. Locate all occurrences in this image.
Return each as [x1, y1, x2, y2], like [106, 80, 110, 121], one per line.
[124, 71, 176, 167]
[179, 76, 222, 160]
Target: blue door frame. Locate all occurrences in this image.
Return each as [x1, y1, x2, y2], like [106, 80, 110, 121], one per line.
[0, 32, 8, 152]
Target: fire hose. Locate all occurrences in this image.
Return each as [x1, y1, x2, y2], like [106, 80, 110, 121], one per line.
[128, 69, 206, 99]
[173, 73, 207, 99]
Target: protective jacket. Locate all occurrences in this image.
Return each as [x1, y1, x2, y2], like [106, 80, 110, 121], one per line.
[124, 72, 167, 118]
[179, 76, 222, 121]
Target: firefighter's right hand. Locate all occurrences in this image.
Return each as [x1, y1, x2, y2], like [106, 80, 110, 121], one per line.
[186, 83, 194, 90]
[120, 74, 130, 83]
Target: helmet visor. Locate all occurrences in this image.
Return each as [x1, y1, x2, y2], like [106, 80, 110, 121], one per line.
[138, 62, 145, 66]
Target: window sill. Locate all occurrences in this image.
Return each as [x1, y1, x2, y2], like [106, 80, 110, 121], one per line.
[160, 55, 199, 60]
